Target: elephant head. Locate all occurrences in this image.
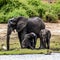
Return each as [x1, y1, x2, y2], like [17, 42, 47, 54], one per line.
[40, 29, 47, 41]
[7, 16, 28, 50]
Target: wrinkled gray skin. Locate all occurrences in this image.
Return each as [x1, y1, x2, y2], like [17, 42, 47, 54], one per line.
[7, 16, 45, 50]
[40, 29, 51, 49]
[22, 32, 37, 49]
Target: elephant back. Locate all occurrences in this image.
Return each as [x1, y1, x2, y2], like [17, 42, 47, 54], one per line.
[27, 17, 45, 33]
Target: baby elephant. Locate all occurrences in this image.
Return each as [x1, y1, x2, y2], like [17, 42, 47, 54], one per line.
[40, 29, 51, 49]
[22, 32, 37, 49]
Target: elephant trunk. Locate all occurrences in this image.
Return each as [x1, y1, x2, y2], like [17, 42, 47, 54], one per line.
[6, 26, 12, 50]
[7, 34, 10, 50]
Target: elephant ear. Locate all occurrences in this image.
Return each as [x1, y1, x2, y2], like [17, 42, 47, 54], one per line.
[16, 17, 28, 32]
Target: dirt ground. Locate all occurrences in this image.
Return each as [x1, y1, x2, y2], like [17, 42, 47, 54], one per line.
[0, 22, 60, 40]
[45, 23, 60, 35]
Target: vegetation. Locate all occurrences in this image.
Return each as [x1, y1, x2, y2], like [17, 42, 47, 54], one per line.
[0, 0, 60, 23]
[0, 35, 60, 55]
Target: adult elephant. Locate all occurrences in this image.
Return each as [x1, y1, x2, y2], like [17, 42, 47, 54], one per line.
[7, 16, 45, 50]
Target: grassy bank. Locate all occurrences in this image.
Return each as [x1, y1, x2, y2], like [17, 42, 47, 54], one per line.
[0, 0, 60, 23]
[0, 35, 60, 55]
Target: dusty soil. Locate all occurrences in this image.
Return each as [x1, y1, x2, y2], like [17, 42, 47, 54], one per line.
[45, 23, 60, 35]
[0, 22, 60, 41]
[0, 23, 60, 38]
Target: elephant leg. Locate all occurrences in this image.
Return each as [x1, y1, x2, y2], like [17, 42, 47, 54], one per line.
[47, 39, 50, 49]
[7, 35, 10, 50]
[33, 39, 37, 49]
[28, 43, 34, 49]
[18, 32, 22, 48]
[39, 36, 46, 49]
[33, 40, 36, 48]
[30, 41, 34, 49]
[40, 39, 44, 49]
[30, 39, 35, 49]
[43, 40, 46, 48]
[34, 35, 37, 48]
[18, 28, 27, 48]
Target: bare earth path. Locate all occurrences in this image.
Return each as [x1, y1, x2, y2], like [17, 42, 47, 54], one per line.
[45, 23, 60, 35]
[0, 23, 60, 37]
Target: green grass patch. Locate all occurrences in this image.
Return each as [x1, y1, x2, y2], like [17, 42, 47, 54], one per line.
[0, 35, 60, 55]
[0, 49, 52, 55]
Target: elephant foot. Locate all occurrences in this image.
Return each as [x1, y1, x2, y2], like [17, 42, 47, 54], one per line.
[39, 47, 44, 49]
[31, 47, 35, 50]
[39, 46, 46, 49]
[27, 46, 34, 50]
[7, 47, 9, 50]
[46, 47, 50, 49]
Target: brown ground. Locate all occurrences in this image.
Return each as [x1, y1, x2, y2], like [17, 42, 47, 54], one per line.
[45, 22, 60, 35]
[0, 22, 60, 38]
[0, 22, 60, 41]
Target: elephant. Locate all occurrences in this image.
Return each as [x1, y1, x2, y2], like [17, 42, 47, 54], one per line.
[40, 29, 51, 49]
[22, 32, 37, 49]
[7, 16, 45, 50]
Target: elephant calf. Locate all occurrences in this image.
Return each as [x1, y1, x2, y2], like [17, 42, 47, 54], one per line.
[40, 29, 51, 49]
[22, 32, 37, 49]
